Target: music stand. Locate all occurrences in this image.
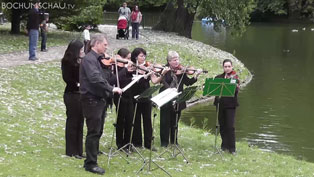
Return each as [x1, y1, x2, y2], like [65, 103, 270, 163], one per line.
[158, 86, 198, 163]
[137, 87, 182, 176]
[107, 74, 148, 165]
[111, 85, 162, 166]
[203, 78, 236, 156]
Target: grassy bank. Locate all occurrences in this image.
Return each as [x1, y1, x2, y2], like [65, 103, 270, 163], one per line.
[0, 23, 80, 54]
[1, 42, 314, 176]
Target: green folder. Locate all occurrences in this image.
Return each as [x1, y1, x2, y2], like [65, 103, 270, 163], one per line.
[203, 78, 236, 97]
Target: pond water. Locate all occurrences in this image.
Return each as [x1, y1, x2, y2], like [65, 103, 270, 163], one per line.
[180, 21, 314, 162]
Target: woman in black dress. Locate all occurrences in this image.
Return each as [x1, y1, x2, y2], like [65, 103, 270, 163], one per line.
[61, 40, 85, 159]
[131, 48, 167, 151]
[214, 59, 240, 154]
[159, 51, 201, 147]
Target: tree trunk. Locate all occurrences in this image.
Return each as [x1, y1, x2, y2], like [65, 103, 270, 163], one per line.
[11, 9, 21, 34]
[153, 1, 196, 38]
[287, 0, 301, 19]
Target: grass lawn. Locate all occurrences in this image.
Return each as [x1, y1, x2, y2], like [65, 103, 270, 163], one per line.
[0, 23, 80, 54]
[1, 41, 313, 176]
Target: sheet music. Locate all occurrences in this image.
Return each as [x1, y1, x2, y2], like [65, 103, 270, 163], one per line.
[151, 88, 181, 108]
[122, 74, 145, 92]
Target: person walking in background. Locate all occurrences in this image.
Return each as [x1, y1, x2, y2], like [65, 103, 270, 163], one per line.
[214, 59, 240, 155]
[40, 14, 48, 52]
[83, 25, 91, 54]
[130, 5, 142, 40]
[26, 0, 40, 61]
[118, 2, 131, 21]
[61, 40, 85, 159]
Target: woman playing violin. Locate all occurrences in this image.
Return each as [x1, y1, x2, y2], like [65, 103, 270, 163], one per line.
[111, 48, 138, 151]
[159, 51, 202, 147]
[214, 59, 240, 155]
[131, 48, 169, 151]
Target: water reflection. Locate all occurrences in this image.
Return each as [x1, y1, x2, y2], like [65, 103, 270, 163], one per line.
[183, 22, 314, 162]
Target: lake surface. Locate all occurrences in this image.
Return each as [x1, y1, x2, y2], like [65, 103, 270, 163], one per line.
[180, 21, 314, 162]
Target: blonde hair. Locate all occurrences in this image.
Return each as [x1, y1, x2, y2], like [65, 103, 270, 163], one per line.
[167, 51, 179, 61]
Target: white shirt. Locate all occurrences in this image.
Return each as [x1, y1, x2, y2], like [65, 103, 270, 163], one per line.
[83, 29, 90, 41]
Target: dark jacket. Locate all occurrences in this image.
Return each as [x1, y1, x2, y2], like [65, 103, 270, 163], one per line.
[61, 61, 80, 93]
[160, 71, 197, 110]
[134, 76, 151, 102]
[214, 72, 239, 108]
[27, 8, 40, 30]
[79, 50, 114, 99]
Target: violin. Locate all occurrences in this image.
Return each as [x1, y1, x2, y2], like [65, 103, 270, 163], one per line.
[100, 54, 129, 68]
[134, 61, 166, 76]
[172, 64, 208, 75]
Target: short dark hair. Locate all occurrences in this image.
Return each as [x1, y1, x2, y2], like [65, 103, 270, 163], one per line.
[131, 48, 146, 63]
[117, 48, 130, 58]
[223, 59, 232, 66]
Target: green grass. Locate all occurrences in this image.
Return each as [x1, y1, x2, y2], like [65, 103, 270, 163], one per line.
[0, 51, 314, 176]
[0, 23, 81, 54]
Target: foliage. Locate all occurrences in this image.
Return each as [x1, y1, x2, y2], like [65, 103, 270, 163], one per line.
[53, 0, 106, 31]
[199, 0, 256, 36]
[255, 0, 287, 15]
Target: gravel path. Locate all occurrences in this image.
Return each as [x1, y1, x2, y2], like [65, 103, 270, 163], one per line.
[0, 25, 242, 69]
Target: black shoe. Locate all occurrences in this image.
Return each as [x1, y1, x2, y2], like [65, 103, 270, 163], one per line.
[97, 151, 105, 155]
[85, 166, 105, 175]
[29, 57, 38, 61]
[145, 146, 157, 152]
[74, 155, 85, 159]
[41, 49, 48, 52]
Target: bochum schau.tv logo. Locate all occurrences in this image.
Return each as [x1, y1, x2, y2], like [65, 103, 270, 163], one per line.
[1, 2, 75, 10]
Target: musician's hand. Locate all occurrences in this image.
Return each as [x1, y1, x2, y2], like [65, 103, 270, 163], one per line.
[161, 67, 170, 76]
[112, 87, 123, 95]
[144, 71, 153, 79]
[195, 69, 202, 78]
[127, 63, 136, 72]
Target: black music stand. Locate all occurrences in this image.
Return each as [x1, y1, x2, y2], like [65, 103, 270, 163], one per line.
[203, 78, 236, 156]
[137, 87, 182, 176]
[107, 74, 147, 165]
[111, 85, 162, 166]
[158, 86, 198, 163]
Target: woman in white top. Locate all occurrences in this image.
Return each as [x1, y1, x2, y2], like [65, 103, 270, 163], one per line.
[130, 5, 142, 40]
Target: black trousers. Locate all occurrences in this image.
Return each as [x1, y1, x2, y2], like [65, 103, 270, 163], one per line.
[160, 102, 181, 147]
[114, 96, 134, 149]
[40, 31, 47, 51]
[218, 107, 236, 153]
[132, 101, 153, 148]
[81, 95, 106, 168]
[131, 22, 140, 39]
[64, 92, 84, 156]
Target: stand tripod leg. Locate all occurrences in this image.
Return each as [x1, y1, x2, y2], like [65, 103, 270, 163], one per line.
[120, 102, 145, 161]
[214, 102, 223, 158]
[107, 96, 121, 166]
[137, 108, 171, 177]
[107, 96, 133, 165]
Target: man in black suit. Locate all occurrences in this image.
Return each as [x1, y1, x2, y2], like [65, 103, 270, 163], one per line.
[80, 34, 122, 175]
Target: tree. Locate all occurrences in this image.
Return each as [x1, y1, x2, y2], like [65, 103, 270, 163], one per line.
[153, 0, 256, 38]
[3, 0, 107, 34]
